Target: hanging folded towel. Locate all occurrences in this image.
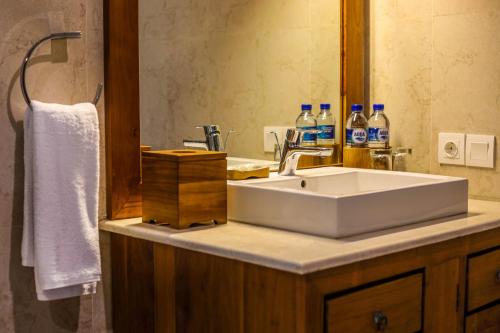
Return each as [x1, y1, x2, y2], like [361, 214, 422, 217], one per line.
[22, 101, 101, 301]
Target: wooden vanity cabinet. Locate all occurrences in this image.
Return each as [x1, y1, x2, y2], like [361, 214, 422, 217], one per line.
[110, 227, 500, 333]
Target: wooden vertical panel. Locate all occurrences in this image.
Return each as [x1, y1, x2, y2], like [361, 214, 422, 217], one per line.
[128, 237, 155, 332]
[110, 234, 128, 333]
[111, 234, 155, 333]
[424, 258, 465, 333]
[173, 248, 244, 333]
[244, 265, 305, 333]
[154, 244, 176, 333]
[104, 0, 142, 219]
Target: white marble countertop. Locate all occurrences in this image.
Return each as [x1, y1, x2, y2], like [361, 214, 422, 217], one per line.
[100, 199, 500, 275]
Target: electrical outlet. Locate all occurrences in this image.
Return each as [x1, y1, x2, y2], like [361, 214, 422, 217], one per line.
[438, 133, 465, 165]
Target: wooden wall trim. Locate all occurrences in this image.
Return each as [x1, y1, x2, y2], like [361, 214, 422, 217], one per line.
[341, 0, 368, 128]
[104, 0, 142, 219]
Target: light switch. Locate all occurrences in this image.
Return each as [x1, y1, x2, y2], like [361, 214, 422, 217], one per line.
[466, 134, 495, 168]
[438, 133, 465, 165]
[470, 142, 488, 160]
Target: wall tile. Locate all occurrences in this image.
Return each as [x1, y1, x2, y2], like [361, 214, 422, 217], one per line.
[370, 0, 433, 172]
[0, 0, 111, 331]
[430, 9, 500, 200]
[372, 1, 500, 200]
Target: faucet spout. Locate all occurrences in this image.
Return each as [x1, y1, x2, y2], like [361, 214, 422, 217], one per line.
[183, 139, 209, 150]
[278, 129, 333, 176]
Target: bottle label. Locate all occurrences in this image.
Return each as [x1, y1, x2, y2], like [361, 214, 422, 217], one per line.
[346, 128, 367, 145]
[299, 126, 317, 143]
[353, 128, 367, 144]
[317, 125, 335, 140]
[368, 127, 389, 143]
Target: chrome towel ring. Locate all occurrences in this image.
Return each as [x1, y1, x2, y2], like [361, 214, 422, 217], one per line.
[20, 31, 103, 109]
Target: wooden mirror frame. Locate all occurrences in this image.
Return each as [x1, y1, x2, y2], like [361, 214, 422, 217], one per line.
[104, 0, 367, 219]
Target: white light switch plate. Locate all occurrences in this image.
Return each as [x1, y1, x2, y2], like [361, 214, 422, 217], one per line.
[466, 134, 495, 168]
[438, 133, 465, 165]
[264, 126, 288, 152]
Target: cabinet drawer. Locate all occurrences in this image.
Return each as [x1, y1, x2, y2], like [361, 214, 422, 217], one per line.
[325, 273, 423, 333]
[467, 248, 500, 311]
[466, 304, 500, 333]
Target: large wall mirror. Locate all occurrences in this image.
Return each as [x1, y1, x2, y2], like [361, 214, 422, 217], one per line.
[139, 0, 342, 160]
[104, 0, 366, 219]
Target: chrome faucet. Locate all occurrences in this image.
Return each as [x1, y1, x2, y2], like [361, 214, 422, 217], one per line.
[278, 128, 333, 176]
[183, 125, 224, 151]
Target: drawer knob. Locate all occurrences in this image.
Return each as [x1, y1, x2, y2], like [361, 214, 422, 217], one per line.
[373, 311, 388, 331]
[496, 270, 500, 283]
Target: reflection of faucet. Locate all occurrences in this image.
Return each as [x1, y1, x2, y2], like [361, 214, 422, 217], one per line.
[183, 125, 224, 151]
[278, 128, 333, 176]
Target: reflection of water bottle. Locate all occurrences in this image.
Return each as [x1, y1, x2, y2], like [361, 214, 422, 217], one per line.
[346, 104, 368, 147]
[296, 104, 317, 146]
[317, 103, 335, 146]
[368, 104, 390, 148]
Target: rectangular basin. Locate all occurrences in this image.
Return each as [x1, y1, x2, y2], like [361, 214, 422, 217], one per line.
[227, 167, 468, 238]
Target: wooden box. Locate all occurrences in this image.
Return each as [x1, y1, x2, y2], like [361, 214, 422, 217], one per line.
[141, 149, 227, 229]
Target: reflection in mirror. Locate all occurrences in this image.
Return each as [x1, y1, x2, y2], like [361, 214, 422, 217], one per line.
[139, 0, 341, 160]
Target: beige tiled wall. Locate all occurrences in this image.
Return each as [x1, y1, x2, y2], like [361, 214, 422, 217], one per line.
[139, 0, 342, 159]
[0, 0, 111, 331]
[371, 0, 500, 200]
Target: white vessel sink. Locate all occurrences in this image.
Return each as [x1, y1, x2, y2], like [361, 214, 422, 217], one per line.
[227, 167, 468, 238]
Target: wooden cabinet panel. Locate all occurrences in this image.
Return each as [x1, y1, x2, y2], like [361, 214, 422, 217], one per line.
[244, 265, 306, 333]
[466, 304, 500, 333]
[467, 248, 500, 311]
[325, 273, 423, 333]
[424, 258, 465, 333]
[167, 246, 244, 333]
[111, 234, 155, 333]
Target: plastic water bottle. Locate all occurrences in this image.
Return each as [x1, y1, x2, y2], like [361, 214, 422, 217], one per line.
[368, 104, 390, 148]
[296, 104, 317, 146]
[317, 103, 335, 146]
[346, 104, 368, 147]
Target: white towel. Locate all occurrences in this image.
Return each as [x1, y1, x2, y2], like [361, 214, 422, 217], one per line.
[22, 101, 101, 301]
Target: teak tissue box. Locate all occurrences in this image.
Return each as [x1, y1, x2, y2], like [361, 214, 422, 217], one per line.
[141, 149, 227, 229]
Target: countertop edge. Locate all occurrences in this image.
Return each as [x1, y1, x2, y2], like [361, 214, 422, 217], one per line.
[99, 200, 500, 275]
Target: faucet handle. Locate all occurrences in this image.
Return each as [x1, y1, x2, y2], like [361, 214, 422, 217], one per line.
[196, 125, 221, 135]
[285, 128, 300, 142]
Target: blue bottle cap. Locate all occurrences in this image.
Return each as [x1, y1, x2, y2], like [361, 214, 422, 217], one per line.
[320, 103, 331, 109]
[301, 104, 312, 111]
[351, 104, 363, 112]
[373, 104, 385, 111]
